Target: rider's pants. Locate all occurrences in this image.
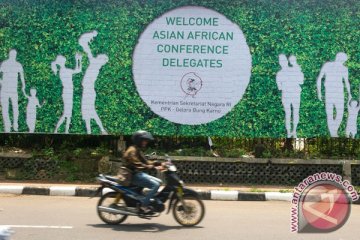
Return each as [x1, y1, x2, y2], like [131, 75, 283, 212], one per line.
[132, 172, 162, 206]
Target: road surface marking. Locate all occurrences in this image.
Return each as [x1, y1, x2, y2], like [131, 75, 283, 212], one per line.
[1, 225, 73, 229]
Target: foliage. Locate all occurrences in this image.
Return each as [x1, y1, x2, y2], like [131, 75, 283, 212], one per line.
[219, 148, 246, 158]
[279, 189, 293, 193]
[2, 134, 360, 183]
[249, 188, 267, 193]
[145, 146, 213, 157]
[0, 0, 358, 137]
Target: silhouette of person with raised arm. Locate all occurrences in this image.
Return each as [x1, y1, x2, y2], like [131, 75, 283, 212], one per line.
[317, 52, 351, 137]
[26, 88, 43, 133]
[345, 99, 360, 138]
[0, 49, 27, 132]
[52, 53, 82, 133]
[276, 54, 304, 138]
[79, 30, 108, 134]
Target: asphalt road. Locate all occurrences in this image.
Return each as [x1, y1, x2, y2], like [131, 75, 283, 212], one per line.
[0, 194, 359, 240]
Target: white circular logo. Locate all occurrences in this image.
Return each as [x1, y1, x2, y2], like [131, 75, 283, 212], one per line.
[133, 6, 252, 125]
[181, 72, 203, 97]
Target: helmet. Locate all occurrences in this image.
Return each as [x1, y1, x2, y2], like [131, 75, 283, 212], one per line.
[131, 130, 154, 147]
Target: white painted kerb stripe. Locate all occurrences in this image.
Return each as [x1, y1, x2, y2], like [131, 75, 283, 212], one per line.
[0, 186, 24, 194]
[265, 192, 293, 202]
[50, 186, 76, 196]
[1, 225, 73, 229]
[211, 190, 238, 201]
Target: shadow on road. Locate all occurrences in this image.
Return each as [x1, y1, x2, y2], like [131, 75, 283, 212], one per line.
[88, 223, 203, 233]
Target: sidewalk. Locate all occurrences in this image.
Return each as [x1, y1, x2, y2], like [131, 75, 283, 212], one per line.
[0, 182, 294, 202]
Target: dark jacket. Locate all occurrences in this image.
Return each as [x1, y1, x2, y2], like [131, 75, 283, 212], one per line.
[123, 145, 151, 172]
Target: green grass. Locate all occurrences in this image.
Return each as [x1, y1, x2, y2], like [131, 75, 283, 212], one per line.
[249, 188, 267, 193]
[279, 189, 294, 193]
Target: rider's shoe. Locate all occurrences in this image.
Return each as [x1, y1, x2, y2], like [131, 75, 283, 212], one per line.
[139, 205, 153, 214]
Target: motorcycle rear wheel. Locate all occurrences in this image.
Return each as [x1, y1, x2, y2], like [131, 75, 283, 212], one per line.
[97, 192, 128, 225]
[173, 195, 205, 227]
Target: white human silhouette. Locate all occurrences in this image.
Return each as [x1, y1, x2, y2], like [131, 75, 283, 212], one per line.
[0, 49, 27, 132]
[317, 52, 351, 137]
[52, 53, 82, 133]
[79, 30, 108, 134]
[345, 99, 360, 138]
[276, 54, 304, 138]
[26, 88, 43, 133]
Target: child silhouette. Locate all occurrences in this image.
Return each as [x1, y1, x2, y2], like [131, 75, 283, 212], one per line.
[345, 99, 360, 138]
[26, 88, 43, 133]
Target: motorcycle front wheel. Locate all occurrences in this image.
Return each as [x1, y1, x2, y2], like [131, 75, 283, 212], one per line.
[97, 192, 128, 225]
[173, 195, 205, 227]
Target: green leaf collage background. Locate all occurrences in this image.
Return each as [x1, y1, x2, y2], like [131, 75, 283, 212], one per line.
[0, 0, 359, 137]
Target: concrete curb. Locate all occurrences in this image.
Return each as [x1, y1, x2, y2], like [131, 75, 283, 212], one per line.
[22, 187, 50, 195]
[265, 192, 293, 202]
[49, 186, 76, 196]
[0, 185, 276, 201]
[0, 186, 24, 195]
[211, 190, 239, 201]
[1, 186, 358, 204]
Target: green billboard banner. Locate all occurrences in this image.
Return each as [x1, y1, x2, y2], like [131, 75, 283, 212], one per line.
[0, 0, 359, 137]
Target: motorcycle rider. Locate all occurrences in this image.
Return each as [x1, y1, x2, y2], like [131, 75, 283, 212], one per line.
[123, 130, 162, 213]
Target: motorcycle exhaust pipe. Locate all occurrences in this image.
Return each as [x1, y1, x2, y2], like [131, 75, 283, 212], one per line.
[98, 206, 138, 216]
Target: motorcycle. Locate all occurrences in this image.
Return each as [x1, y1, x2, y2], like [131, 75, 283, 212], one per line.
[95, 155, 205, 227]
[0, 227, 13, 240]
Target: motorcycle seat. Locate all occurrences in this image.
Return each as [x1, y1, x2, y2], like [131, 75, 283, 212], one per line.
[99, 174, 141, 190]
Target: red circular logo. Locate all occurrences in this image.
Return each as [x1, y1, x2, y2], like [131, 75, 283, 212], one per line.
[301, 183, 351, 232]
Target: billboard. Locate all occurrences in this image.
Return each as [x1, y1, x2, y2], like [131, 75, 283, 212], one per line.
[0, 0, 359, 137]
